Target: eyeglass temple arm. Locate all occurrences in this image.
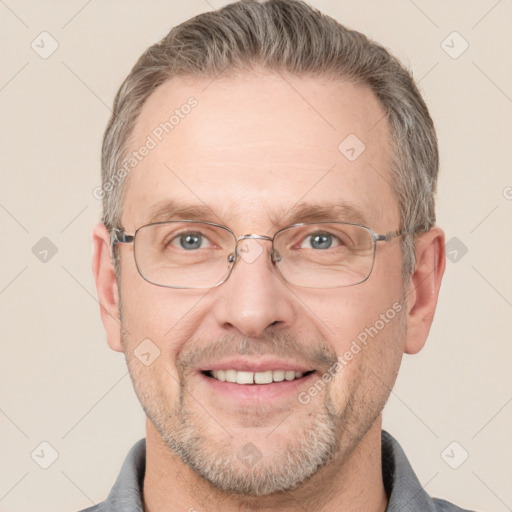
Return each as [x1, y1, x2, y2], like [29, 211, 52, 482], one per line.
[375, 228, 413, 242]
[110, 228, 134, 245]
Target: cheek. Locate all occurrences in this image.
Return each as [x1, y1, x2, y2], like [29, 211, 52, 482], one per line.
[315, 277, 406, 386]
[326, 304, 406, 418]
[313, 278, 404, 347]
[119, 265, 211, 364]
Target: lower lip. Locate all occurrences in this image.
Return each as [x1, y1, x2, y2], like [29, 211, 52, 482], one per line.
[198, 371, 317, 401]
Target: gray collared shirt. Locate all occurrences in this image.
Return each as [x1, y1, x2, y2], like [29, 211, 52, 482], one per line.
[77, 431, 477, 511]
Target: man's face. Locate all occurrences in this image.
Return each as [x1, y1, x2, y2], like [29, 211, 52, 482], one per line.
[117, 72, 407, 495]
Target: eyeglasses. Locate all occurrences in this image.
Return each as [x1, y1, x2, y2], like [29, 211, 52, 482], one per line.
[111, 220, 407, 289]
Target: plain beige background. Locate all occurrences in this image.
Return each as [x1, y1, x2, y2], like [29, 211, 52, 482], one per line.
[1, 1, 511, 511]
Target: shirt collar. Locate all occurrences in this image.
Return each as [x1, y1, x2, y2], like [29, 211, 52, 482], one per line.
[381, 430, 438, 511]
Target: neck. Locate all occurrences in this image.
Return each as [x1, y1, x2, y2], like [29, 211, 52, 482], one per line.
[142, 418, 388, 512]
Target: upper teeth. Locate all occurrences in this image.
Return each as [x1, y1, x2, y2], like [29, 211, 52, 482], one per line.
[210, 369, 305, 384]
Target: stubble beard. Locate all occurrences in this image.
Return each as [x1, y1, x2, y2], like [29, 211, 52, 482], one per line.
[154, 388, 341, 496]
[124, 342, 395, 497]
[121, 296, 407, 497]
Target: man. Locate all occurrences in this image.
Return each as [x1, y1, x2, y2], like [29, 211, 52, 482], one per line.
[87, 1, 475, 510]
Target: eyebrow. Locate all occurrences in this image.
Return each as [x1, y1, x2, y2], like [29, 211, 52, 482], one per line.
[142, 199, 369, 228]
[272, 202, 370, 227]
[145, 199, 221, 224]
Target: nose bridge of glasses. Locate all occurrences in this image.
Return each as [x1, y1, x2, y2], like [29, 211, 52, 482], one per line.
[236, 234, 273, 242]
[229, 234, 281, 266]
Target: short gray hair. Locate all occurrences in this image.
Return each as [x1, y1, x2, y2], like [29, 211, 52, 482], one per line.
[101, 0, 439, 279]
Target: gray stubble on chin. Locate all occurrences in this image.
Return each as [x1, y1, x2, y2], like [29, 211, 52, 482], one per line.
[159, 407, 339, 496]
[125, 325, 400, 496]
[147, 365, 341, 496]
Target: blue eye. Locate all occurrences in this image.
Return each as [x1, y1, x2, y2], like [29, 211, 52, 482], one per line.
[301, 232, 341, 250]
[309, 233, 332, 249]
[174, 232, 206, 250]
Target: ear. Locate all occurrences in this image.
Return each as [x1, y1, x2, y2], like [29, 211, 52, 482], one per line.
[404, 227, 446, 355]
[91, 223, 123, 352]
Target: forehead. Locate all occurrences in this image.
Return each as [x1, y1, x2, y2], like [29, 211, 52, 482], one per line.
[122, 72, 399, 232]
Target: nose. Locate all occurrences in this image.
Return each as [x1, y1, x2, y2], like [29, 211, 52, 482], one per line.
[211, 238, 296, 338]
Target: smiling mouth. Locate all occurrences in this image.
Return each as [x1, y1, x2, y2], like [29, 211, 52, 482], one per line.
[202, 369, 315, 384]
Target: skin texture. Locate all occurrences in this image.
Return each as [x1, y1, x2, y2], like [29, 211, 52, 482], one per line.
[92, 71, 445, 512]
